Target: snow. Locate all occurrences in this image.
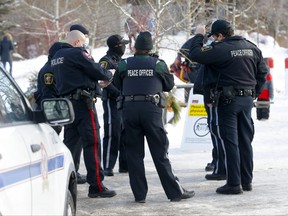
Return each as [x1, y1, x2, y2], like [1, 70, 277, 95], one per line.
[11, 32, 288, 215]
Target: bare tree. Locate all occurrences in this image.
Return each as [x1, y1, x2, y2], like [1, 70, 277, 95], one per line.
[0, 0, 15, 36]
[2, 0, 288, 59]
[7, 0, 85, 58]
[109, 0, 209, 53]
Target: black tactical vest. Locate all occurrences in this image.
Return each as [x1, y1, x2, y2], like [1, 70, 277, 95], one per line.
[122, 56, 163, 95]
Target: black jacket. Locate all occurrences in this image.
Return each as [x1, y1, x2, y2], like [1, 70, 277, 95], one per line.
[0, 36, 14, 62]
[189, 34, 268, 97]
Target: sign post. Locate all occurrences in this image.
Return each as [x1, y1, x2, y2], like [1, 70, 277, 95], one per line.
[285, 58, 288, 96]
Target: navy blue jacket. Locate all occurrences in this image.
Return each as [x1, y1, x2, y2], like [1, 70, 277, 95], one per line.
[99, 50, 121, 100]
[51, 43, 113, 96]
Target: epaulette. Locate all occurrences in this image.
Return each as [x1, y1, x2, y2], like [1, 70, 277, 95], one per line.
[245, 39, 258, 47]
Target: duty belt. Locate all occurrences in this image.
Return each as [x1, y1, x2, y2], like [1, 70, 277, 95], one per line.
[63, 89, 96, 101]
[234, 89, 254, 97]
[124, 94, 160, 104]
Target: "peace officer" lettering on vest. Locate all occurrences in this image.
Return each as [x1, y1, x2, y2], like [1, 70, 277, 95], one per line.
[127, 69, 154, 77]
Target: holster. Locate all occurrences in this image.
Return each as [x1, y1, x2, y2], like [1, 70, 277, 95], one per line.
[210, 88, 222, 107]
[158, 92, 166, 108]
[79, 89, 95, 109]
[221, 86, 235, 105]
[116, 95, 124, 110]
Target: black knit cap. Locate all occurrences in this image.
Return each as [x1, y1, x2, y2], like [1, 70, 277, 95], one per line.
[70, 24, 89, 35]
[208, 20, 232, 37]
[107, 35, 129, 48]
[135, 31, 153, 50]
[48, 42, 62, 58]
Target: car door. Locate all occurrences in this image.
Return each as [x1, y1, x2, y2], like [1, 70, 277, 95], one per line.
[0, 70, 33, 215]
[18, 123, 67, 215]
[0, 128, 33, 215]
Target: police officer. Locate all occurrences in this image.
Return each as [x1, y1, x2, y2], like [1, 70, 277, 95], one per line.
[34, 42, 62, 134]
[99, 35, 129, 176]
[189, 20, 268, 194]
[68, 24, 90, 184]
[113, 31, 195, 202]
[51, 30, 116, 198]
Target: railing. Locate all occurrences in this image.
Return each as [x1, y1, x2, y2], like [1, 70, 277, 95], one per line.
[163, 83, 194, 124]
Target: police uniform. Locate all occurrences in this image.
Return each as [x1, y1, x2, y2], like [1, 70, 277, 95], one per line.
[113, 31, 195, 202]
[51, 39, 116, 198]
[189, 20, 268, 194]
[99, 35, 129, 176]
[34, 42, 62, 134]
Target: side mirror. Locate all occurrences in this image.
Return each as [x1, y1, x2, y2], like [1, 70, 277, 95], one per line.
[41, 98, 75, 125]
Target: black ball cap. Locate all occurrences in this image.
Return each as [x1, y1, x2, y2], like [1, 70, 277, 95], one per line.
[70, 24, 89, 35]
[208, 20, 231, 37]
[107, 35, 129, 48]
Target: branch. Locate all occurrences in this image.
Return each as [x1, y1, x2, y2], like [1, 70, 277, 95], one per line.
[22, 0, 54, 19]
[235, 0, 257, 18]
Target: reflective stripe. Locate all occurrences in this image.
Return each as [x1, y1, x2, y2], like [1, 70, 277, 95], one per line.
[105, 98, 112, 169]
[88, 108, 102, 191]
[0, 155, 64, 190]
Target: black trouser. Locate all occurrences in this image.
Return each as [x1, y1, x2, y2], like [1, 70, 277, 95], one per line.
[64, 99, 104, 191]
[122, 102, 183, 200]
[213, 96, 254, 186]
[102, 98, 127, 171]
[205, 104, 226, 175]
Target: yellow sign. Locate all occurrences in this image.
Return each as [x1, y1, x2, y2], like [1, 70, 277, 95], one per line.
[188, 104, 207, 116]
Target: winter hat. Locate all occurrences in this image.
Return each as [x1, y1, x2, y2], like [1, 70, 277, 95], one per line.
[70, 24, 89, 35]
[208, 20, 232, 37]
[107, 35, 129, 48]
[48, 42, 62, 58]
[134, 31, 153, 50]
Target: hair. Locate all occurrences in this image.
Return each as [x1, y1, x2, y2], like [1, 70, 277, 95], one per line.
[220, 27, 234, 37]
[4, 32, 13, 41]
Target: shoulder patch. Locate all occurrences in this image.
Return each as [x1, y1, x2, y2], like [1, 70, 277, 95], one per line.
[44, 73, 53, 85]
[82, 51, 94, 60]
[201, 46, 213, 52]
[99, 61, 108, 69]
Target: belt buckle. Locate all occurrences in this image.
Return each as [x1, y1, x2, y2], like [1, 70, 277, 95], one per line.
[239, 90, 244, 96]
[152, 94, 160, 104]
[130, 95, 134, 101]
[246, 89, 252, 96]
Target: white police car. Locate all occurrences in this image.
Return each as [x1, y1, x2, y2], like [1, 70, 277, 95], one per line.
[0, 64, 77, 215]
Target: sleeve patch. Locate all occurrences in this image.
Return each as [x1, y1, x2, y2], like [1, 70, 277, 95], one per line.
[201, 46, 213, 52]
[82, 51, 94, 60]
[44, 73, 53, 85]
[100, 61, 108, 69]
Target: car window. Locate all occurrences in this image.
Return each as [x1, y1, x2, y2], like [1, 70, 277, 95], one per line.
[0, 69, 30, 125]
